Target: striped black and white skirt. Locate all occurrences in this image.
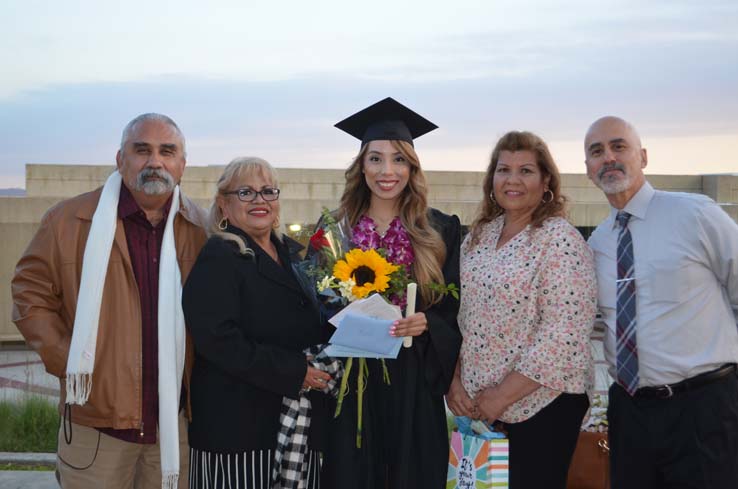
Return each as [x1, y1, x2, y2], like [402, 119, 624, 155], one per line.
[189, 448, 321, 489]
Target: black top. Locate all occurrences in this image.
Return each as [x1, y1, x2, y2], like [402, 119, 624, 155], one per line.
[183, 227, 330, 452]
[321, 208, 462, 489]
[334, 97, 438, 148]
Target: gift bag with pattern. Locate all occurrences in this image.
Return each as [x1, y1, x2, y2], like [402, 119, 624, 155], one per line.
[447, 430, 509, 488]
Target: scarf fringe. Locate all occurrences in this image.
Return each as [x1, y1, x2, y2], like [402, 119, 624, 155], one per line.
[65, 373, 93, 405]
[162, 472, 178, 489]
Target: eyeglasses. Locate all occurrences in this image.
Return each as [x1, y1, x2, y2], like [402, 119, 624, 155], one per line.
[222, 187, 281, 202]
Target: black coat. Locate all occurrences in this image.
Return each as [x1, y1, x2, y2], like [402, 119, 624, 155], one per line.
[321, 208, 462, 489]
[182, 227, 330, 453]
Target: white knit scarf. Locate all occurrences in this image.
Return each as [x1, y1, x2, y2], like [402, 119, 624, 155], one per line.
[66, 170, 185, 489]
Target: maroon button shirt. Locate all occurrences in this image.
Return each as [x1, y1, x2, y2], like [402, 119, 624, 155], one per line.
[99, 184, 171, 444]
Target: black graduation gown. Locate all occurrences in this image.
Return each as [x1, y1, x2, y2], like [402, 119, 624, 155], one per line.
[321, 209, 462, 489]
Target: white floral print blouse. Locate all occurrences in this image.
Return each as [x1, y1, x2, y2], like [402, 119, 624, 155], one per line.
[459, 216, 597, 423]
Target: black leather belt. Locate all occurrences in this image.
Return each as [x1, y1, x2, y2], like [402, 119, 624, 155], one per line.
[633, 363, 737, 400]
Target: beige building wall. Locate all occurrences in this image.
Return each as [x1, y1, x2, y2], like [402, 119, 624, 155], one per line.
[2, 164, 737, 342]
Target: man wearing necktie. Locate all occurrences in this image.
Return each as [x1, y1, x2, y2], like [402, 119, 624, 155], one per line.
[585, 116, 738, 489]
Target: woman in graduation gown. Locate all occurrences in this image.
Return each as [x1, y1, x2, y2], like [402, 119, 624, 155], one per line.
[320, 98, 462, 489]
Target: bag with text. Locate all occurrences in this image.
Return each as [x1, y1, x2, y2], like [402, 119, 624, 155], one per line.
[447, 429, 509, 489]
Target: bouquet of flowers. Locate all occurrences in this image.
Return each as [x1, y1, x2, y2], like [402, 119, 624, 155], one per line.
[311, 225, 409, 307]
[307, 209, 458, 307]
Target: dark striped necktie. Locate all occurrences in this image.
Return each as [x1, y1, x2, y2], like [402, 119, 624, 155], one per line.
[616, 211, 639, 395]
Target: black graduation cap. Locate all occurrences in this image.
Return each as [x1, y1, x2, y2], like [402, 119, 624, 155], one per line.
[334, 97, 438, 147]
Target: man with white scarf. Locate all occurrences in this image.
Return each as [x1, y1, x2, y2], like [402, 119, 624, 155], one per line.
[12, 113, 207, 489]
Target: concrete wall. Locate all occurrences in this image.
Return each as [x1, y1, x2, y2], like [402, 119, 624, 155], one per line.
[2, 164, 737, 342]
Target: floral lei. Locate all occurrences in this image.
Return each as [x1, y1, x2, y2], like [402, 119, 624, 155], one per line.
[351, 215, 414, 308]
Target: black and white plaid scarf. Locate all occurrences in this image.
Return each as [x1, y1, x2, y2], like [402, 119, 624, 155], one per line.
[272, 345, 342, 489]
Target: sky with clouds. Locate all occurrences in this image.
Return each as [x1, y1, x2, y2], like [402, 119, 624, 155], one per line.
[1, 0, 736, 187]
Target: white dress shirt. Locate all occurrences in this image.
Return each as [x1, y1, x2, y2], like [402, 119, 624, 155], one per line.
[588, 181, 738, 387]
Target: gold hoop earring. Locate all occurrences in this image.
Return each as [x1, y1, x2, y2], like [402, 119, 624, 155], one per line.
[218, 217, 228, 230]
[541, 189, 554, 204]
[272, 214, 281, 229]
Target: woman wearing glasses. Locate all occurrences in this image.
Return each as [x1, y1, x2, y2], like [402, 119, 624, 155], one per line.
[182, 157, 335, 489]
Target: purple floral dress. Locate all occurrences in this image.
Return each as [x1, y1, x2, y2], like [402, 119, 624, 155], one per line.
[350, 215, 414, 308]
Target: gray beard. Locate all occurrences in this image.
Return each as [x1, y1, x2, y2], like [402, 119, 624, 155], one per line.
[596, 164, 632, 195]
[132, 169, 175, 195]
[598, 176, 632, 195]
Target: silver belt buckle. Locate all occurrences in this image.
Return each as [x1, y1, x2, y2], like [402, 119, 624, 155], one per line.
[662, 384, 674, 398]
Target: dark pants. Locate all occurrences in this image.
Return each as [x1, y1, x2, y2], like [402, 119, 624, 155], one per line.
[608, 371, 738, 489]
[503, 392, 589, 489]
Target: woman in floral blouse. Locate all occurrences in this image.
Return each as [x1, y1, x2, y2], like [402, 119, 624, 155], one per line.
[448, 131, 597, 489]
[320, 98, 462, 489]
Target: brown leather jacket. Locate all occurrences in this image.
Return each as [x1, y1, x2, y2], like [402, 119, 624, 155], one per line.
[11, 186, 208, 429]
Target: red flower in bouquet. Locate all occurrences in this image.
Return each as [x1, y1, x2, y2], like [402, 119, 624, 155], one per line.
[309, 228, 331, 251]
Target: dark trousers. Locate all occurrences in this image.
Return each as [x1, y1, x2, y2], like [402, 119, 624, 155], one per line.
[608, 371, 738, 489]
[503, 392, 589, 489]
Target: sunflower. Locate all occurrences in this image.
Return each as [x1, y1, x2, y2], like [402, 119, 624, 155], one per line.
[332, 248, 399, 299]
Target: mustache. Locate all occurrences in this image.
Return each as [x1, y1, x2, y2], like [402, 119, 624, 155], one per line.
[598, 163, 626, 179]
[137, 168, 174, 186]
